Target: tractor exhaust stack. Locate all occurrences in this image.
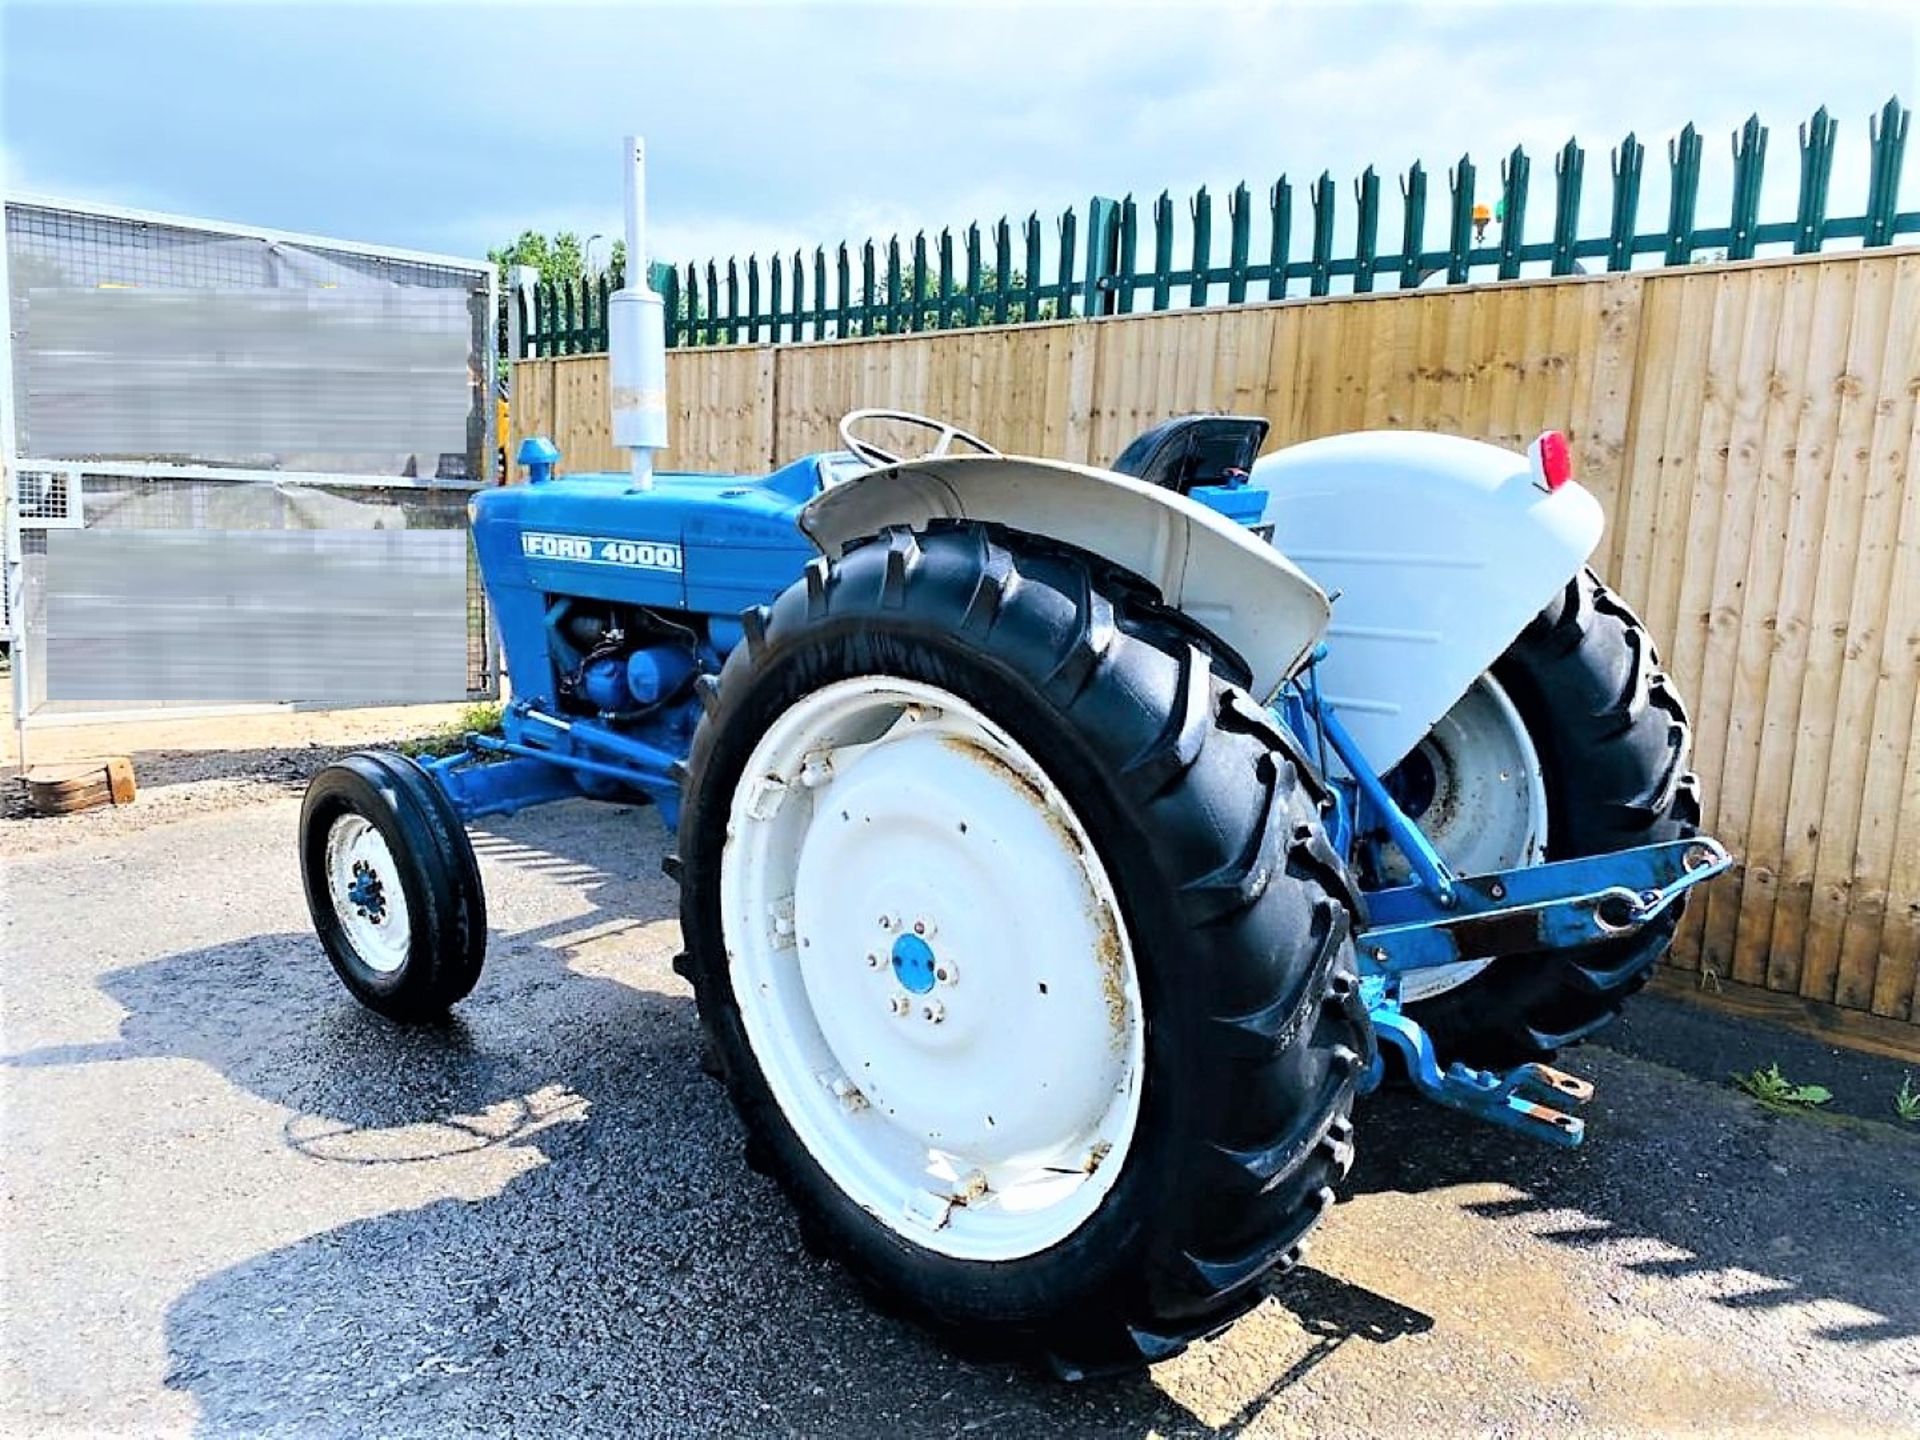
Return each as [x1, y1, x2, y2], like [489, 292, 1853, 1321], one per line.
[608, 134, 669, 490]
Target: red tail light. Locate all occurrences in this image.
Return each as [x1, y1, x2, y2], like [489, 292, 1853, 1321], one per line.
[1530, 430, 1573, 491]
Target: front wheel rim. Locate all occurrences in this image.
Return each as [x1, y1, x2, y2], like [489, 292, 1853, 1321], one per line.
[324, 812, 413, 975]
[719, 676, 1146, 1262]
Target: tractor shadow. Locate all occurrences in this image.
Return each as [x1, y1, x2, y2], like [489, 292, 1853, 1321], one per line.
[9, 792, 1909, 1433]
[0, 800, 1265, 1435]
[1340, 1044, 1920, 1350]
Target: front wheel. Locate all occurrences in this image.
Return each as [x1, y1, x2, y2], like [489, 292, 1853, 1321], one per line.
[299, 750, 488, 1022]
[676, 523, 1369, 1374]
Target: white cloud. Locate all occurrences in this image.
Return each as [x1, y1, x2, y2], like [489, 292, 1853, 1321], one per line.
[5, 1, 1915, 266]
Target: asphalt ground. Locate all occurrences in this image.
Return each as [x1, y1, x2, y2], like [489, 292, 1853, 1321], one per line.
[3, 775, 1916, 1437]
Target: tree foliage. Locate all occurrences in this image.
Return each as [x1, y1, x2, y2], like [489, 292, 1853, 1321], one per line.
[489, 231, 626, 287]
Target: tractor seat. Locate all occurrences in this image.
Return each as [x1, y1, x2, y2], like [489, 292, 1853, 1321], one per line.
[1111, 414, 1270, 495]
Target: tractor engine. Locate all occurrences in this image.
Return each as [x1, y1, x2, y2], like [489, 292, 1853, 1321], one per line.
[551, 601, 702, 720]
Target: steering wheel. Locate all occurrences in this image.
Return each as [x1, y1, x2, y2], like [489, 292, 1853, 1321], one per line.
[838, 408, 1001, 468]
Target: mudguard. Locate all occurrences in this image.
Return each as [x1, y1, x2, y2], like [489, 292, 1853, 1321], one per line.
[1252, 430, 1604, 773]
[800, 454, 1331, 701]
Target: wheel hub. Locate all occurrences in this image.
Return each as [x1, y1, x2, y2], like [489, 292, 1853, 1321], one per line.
[889, 932, 938, 994]
[346, 861, 388, 923]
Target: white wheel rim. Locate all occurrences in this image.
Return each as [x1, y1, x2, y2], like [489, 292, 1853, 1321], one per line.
[720, 676, 1145, 1262]
[324, 813, 413, 975]
[1386, 675, 1549, 1003]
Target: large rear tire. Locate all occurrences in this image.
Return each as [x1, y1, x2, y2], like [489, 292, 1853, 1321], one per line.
[675, 522, 1370, 1374]
[1407, 569, 1701, 1069]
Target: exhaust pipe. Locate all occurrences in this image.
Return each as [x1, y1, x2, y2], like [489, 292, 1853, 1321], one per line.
[608, 135, 669, 490]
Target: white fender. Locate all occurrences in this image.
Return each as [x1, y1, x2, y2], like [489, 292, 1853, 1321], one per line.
[800, 454, 1330, 701]
[1252, 430, 1604, 773]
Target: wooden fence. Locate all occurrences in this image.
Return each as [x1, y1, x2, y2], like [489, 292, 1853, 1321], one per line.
[512, 247, 1920, 1050]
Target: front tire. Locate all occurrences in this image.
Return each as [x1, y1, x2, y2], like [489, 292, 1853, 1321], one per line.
[676, 523, 1369, 1374]
[299, 750, 488, 1022]
[1407, 569, 1701, 1069]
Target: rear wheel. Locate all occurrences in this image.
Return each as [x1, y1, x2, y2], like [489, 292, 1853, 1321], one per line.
[1403, 569, 1700, 1069]
[676, 522, 1370, 1374]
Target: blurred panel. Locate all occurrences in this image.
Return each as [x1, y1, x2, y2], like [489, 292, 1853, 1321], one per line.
[42, 528, 469, 704]
[6, 202, 490, 481]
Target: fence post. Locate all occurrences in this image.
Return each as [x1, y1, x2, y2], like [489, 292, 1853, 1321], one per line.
[1227, 183, 1253, 302]
[1022, 214, 1042, 322]
[886, 236, 904, 334]
[814, 247, 829, 341]
[993, 218, 1012, 324]
[1445, 155, 1475, 284]
[1117, 196, 1139, 313]
[1189, 186, 1212, 306]
[1352, 168, 1379, 293]
[1796, 106, 1838, 253]
[910, 233, 928, 331]
[1497, 145, 1529, 280]
[507, 265, 538, 359]
[1398, 163, 1425, 289]
[964, 224, 983, 325]
[1728, 114, 1767, 260]
[1268, 177, 1292, 300]
[937, 230, 955, 329]
[1084, 195, 1122, 317]
[1309, 172, 1336, 296]
[1607, 132, 1644, 272]
[1056, 208, 1077, 320]
[1664, 122, 1702, 264]
[1151, 193, 1174, 310]
[831, 244, 847, 340]
[1864, 96, 1910, 246]
[1550, 140, 1583, 276]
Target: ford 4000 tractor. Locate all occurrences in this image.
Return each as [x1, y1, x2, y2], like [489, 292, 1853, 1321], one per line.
[299, 139, 1728, 1375]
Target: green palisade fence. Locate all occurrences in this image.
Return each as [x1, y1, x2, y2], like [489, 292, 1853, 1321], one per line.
[514, 98, 1917, 357]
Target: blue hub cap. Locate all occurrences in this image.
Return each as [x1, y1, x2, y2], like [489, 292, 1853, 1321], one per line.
[346, 861, 387, 924]
[889, 933, 937, 994]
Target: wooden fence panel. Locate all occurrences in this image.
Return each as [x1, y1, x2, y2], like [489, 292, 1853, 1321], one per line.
[508, 248, 1920, 1040]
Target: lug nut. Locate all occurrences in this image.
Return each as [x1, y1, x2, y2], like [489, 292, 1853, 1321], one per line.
[878, 914, 894, 931]
[866, 952, 882, 969]
[935, 962, 957, 986]
[889, 995, 911, 1017]
[922, 1001, 946, 1024]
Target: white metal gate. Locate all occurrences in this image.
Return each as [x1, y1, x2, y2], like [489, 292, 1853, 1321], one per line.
[2, 196, 499, 752]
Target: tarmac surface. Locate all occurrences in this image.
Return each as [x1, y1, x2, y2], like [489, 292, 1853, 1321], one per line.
[3, 760, 1917, 1437]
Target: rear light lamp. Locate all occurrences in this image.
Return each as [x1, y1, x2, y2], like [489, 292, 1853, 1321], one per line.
[1530, 430, 1573, 491]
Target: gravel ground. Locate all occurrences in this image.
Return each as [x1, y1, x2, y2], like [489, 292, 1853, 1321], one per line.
[2, 762, 1917, 1438]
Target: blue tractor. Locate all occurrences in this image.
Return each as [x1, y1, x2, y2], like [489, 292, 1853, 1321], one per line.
[298, 140, 1727, 1376]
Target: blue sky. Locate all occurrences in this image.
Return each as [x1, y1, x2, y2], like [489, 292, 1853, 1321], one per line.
[3, 1, 1915, 271]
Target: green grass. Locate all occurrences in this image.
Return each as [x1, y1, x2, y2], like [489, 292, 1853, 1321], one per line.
[1732, 1062, 1833, 1114]
[398, 701, 504, 759]
[1895, 1074, 1920, 1125]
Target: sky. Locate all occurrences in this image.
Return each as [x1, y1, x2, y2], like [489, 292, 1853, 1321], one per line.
[2, 1, 1916, 274]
